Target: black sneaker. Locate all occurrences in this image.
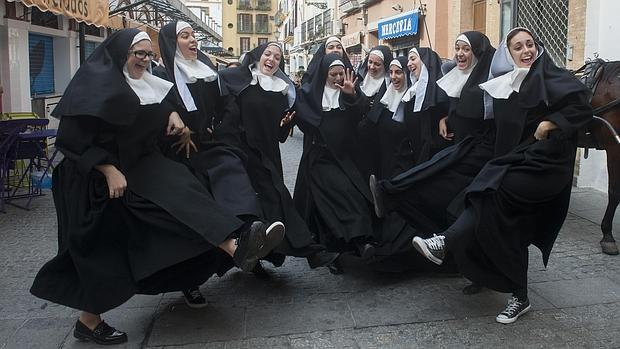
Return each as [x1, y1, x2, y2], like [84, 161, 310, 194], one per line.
[257, 221, 285, 258]
[412, 234, 446, 265]
[182, 287, 207, 309]
[74, 320, 128, 345]
[233, 221, 267, 272]
[369, 175, 386, 218]
[495, 296, 531, 324]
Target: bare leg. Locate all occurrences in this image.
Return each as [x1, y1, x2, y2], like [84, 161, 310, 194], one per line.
[219, 239, 237, 257]
[78, 312, 102, 330]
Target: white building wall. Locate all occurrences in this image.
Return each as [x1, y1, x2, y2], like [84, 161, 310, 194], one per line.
[0, 2, 105, 115]
[577, 0, 620, 193]
[1, 19, 32, 112]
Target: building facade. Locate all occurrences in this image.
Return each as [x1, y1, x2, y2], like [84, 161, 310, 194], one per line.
[0, 1, 107, 119]
[222, 0, 278, 58]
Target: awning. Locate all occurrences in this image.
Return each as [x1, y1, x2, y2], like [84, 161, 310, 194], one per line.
[9, 0, 109, 27]
[108, 0, 221, 42]
[378, 10, 419, 40]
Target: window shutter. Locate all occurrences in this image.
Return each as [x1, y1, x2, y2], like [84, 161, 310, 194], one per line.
[29, 34, 55, 96]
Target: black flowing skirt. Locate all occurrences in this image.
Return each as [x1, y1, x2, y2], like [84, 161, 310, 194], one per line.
[380, 124, 496, 233]
[30, 154, 240, 314]
[305, 145, 374, 249]
[449, 133, 577, 292]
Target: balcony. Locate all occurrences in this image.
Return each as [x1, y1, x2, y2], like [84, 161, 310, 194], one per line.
[255, 1, 271, 11]
[358, 0, 379, 5]
[339, 0, 359, 16]
[237, 0, 252, 10]
[255, 22, 271, 34]
[236, 0, 271, 11]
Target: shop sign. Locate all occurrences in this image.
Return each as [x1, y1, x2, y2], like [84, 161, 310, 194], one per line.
[378, 10, 418, 40]
[19, 0, 109, 27]
[341, 32, 360, 48]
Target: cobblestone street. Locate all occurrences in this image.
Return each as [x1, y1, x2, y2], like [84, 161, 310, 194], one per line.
[1, 130, 620, 348]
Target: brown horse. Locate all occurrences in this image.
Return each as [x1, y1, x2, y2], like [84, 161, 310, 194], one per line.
[577, 59, 620, 255]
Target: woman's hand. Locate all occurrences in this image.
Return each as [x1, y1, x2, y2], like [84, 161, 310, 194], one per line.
[280, 111, 296, 127]
[534, 120, 559, 140]
[172, 127, 198, 159]
[167, 111, 185, 136]
[95, 164, 127, 199]
[335, 68, 359, 96]
[439, 116, 454, 141]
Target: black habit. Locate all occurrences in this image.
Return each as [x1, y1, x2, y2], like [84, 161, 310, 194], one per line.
[356, 45, 393, 179]
[399, 47, 450, 166]
[218, 43, 323, 260]
[30, 29, 242, 314]
[154, 22, 260, 219]
[302, 40, 354, 85]
[443, 31, 496, 142]
[294, 53, 374, 251]
[445, 41, 592, 292]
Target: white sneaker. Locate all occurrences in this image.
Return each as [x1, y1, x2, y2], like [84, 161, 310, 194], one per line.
[496, 296, 531, 324]
[412, 234, 446, 265]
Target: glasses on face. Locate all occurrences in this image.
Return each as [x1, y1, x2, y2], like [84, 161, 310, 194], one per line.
[129, 50, 155, 60]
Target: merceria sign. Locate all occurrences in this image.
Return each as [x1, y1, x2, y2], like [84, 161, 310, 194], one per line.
[378, 10, 419, 40]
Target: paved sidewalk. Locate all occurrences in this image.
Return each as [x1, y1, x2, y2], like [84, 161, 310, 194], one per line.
[1, 132, 619, 348]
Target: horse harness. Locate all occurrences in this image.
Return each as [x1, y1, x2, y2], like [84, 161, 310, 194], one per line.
[573, 59, 620, 153]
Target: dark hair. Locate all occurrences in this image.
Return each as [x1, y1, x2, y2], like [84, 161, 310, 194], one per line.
[506, 27, 534, 46]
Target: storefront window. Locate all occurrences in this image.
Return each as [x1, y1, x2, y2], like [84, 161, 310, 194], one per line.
[30, 7, 59, 29]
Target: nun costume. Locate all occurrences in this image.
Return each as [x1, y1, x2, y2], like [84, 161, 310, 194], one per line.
[364, 55, 446, 271]
[294, 53, 375, 259]
[374, 55, 414, 178]
[356, 45, 393, 178]
[398, 47, 450, 165]
[411, 27, 592, 324]
[219, 43, 337, 269]
[154, 21, 264, 228]
[302, 36, 354, 85]
[370, 34, 497, 234]
[437, 31, 496, 142]
[30, 29, 277, 345]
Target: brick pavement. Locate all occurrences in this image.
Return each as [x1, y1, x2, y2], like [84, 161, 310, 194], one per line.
[1, 131, 619, 348]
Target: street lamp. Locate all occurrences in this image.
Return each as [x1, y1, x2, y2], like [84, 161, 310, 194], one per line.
[274, 27, 281, 41]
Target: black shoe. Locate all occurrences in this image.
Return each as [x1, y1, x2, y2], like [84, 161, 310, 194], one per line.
[307, 250, 340, 269]
[327, 258, 344, 275]
[257, 221, 286, 258]
[359, 243, 376, 260]
[250, 261, 271, 279]
[369, 175, 386, 218]
[182, 286, 207, 308]
[233, 221, 267, 272]
[74, 320, 128, 345]
[462, 283, 483, 295]
[495, 296, 531, 324]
